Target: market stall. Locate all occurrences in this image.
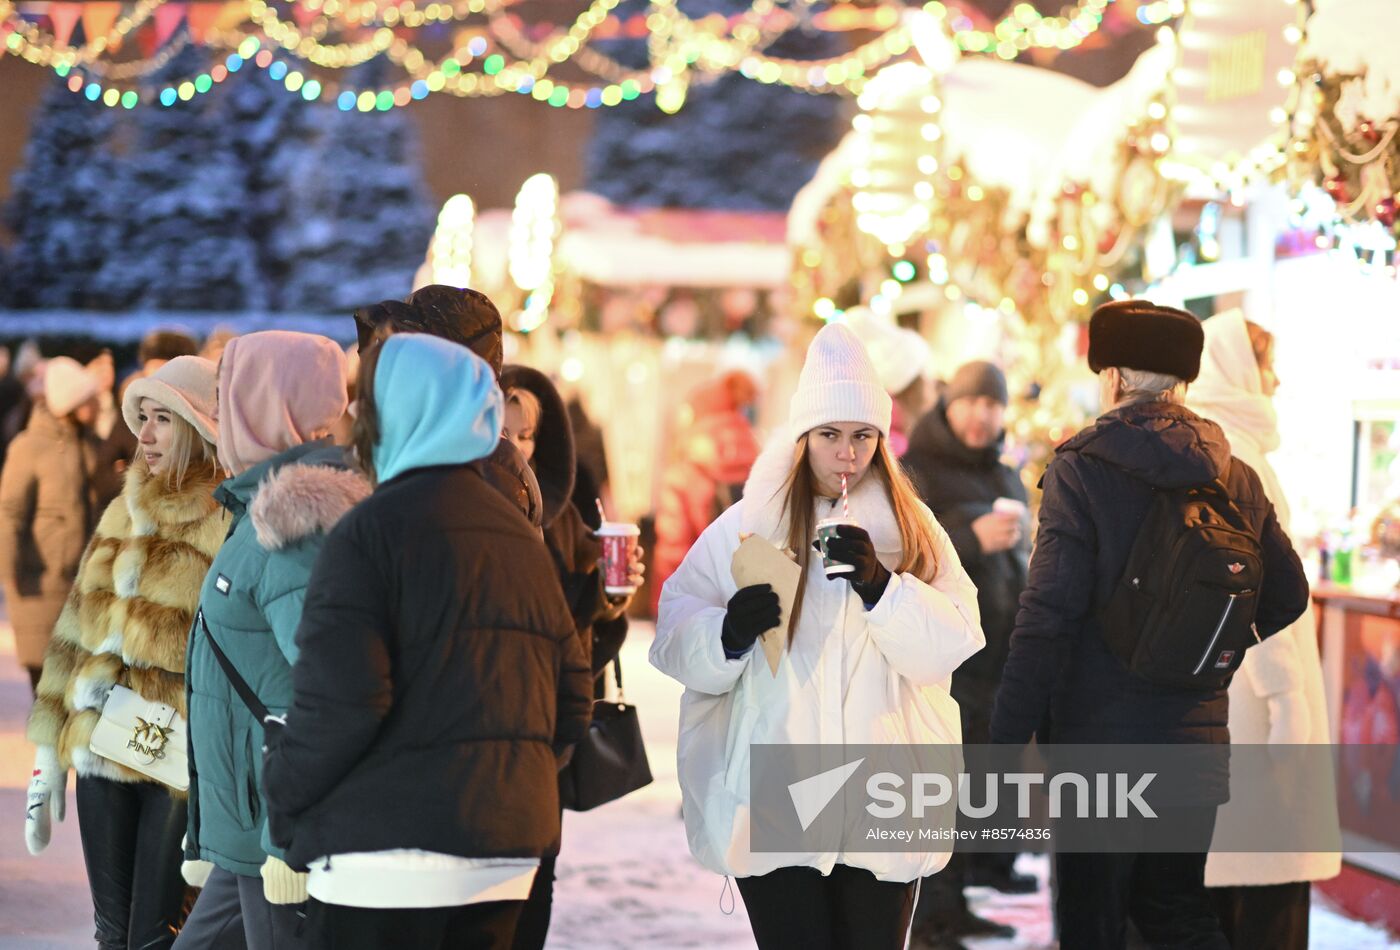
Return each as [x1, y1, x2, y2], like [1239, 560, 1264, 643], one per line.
[417, 183, 792, 522]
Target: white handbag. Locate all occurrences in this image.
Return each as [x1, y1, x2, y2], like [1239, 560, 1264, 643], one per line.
[89, 684, 190, 791]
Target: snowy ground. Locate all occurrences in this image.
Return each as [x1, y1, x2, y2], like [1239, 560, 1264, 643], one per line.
[0, 619, 1396, 948]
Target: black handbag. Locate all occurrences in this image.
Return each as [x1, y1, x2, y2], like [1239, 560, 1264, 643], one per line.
[559, 657, 653, 811]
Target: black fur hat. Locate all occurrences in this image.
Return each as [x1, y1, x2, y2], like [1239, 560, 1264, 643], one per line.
[1087, 300, 1204, 382]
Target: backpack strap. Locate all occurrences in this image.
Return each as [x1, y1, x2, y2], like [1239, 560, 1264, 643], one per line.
[198, 608, 272, 723]
[1183, 479, 1250, 532]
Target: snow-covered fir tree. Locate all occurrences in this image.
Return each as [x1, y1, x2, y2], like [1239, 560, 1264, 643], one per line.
[2, 78, 119, 308]
[271, 58, 435, 312]
[216, 66, 323, 305]
[94, 47, 267, 311]
[584, 0, 842, 210]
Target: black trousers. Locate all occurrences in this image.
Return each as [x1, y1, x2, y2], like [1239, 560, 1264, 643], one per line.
[75, 774, 189, 950]
[735, 865, 916, 950]
[510, 852, 555, 950]
[914, 672, 1019, 924]
[305, 898, 523, 950]
[1208, 881, 1310, 950]
[1056, 807, 1231, 950]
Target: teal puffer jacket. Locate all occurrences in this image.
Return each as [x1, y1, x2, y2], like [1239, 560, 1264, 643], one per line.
[184, 441, 369, 876]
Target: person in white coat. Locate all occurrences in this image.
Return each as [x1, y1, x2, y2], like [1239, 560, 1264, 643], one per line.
[1188, 309, 1340, 949]
[651, 323, 984, 950]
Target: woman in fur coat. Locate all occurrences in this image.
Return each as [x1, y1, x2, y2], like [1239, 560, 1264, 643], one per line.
[24, 356, 226, 950]
[651, 324, 984, 950]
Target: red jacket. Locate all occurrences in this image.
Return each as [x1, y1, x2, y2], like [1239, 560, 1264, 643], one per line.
[651, 377, 760, 615]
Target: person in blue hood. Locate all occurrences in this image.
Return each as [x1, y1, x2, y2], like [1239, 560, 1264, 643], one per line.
[261, 334, 593, 950]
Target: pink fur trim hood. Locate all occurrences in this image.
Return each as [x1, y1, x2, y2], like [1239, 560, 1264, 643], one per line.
[249, 463, 370, 551]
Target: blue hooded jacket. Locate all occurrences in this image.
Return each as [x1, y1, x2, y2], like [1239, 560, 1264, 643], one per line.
[373, 333, 504, 483]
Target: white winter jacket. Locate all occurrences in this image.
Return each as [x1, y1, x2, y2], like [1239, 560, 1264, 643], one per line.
[1189, 310, 1340, 887]
[650, 428, 984, 883]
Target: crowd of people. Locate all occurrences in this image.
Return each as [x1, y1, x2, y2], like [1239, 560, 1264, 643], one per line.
[3, 287, 1335, 950]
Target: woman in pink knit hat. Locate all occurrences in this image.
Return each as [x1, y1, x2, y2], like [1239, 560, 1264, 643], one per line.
[651, 323, 984, 950]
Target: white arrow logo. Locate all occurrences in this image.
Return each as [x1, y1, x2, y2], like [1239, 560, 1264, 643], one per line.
[788, 758, 865, 831]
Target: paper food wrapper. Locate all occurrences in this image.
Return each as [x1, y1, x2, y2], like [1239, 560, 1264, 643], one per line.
[730, 535, 800, 675]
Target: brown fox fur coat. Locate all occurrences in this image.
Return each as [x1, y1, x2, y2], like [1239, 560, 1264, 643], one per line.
[26, 458, 227, 785]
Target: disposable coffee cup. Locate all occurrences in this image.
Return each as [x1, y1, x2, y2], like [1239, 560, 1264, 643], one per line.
[815, 517, 859, 577]
[597, 522, 641, 595]
[993, 497, 1027, 519]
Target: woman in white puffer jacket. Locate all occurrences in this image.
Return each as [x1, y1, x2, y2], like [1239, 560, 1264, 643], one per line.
[1188, 308, 1340, 950]
[651, 323, 984, 950]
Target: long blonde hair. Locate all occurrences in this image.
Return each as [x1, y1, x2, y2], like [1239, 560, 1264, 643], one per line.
[780, 433, 938, 645]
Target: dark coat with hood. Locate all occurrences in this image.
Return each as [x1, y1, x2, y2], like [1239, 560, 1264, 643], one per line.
[904, 400, 1029, 688]
[262, 343, 592, 870]
[501, 365, 628, 678]
[991, 403, 1309, 778]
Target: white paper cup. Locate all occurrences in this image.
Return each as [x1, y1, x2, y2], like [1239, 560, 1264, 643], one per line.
[815, 517, 859, 577]
[993, 497, 1027, 519]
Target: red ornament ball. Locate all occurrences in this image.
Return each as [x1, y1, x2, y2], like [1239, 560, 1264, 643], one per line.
[1324, 176, 1351, 203]
[1376, 197, 1399, 228]
[1357, 121, 1382, 144]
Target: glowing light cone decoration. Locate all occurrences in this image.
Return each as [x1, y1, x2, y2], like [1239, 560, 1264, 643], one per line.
[426, 193, 476, 288]
[850, 61, 944, 253]
[509, 173, 560, 333]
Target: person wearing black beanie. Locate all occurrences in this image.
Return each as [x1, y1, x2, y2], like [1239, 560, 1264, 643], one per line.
[991, 300, 1310, 950]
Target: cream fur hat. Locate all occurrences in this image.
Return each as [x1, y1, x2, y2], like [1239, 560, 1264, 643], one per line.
[43, 357, 100, 418]
[122, 355, 218, 446]
[788, 322, 893, 439]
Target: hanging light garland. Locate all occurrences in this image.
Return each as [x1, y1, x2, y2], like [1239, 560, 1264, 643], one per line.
[4, 0, 1145, 110]
[1, 0, 163, 69]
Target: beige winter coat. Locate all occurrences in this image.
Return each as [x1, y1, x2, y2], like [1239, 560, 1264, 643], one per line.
[26, 458, 226, 785]
[1189, 310, 1340, 887]
[0, 406, 103, 668]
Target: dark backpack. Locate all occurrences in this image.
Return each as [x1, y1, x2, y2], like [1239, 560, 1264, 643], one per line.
[1099, 479, 1264, 689]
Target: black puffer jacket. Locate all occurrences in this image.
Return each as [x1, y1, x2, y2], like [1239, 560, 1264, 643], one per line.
[501, 365, 628, 678]
[904, 401, 1029, 685]
[991, 402, 1308, 760]
[262, 463, 592, 868]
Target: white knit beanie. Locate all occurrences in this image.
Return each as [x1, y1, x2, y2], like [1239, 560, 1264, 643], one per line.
[844, 307, 931, 396]
[788, 322, 893, 439]
[43, 356, 100, 418]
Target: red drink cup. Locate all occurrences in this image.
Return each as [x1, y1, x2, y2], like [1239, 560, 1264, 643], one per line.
[597, 522, 640, 595]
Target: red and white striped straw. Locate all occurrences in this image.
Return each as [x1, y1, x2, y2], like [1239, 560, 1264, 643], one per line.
[841, 473, 850, 520]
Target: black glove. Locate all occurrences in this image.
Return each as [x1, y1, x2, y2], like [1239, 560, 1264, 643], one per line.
[818, 525, 892, 604]
[721, 584, 782, 655]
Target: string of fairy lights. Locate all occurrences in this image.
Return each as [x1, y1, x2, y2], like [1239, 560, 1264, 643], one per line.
[0, 0, 1156, 111]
